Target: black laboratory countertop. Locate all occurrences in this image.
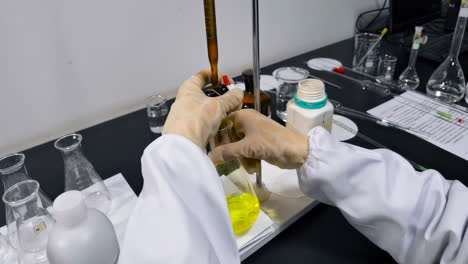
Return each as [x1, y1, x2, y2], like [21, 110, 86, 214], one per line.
[7, 37, 468, 264]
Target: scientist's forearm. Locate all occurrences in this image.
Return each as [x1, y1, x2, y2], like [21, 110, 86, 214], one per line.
[298, 127, 468, 263]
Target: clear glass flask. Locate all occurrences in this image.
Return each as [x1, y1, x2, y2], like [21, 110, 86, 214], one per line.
[54, 133, 111, 214]
[210, 120, 260, 235]
[2, 180, 54, 264]
[427, 4, 468, 103]
[398, 26, 424, 90]
[0, 153, 52, 250]
[0, 233, 14, 263]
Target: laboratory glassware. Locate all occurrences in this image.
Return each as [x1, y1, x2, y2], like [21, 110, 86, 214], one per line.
[353, 33, 381, 75]
[54, 133, 111, 214]
[427, 3, 468, 103]
[146, 95, 169, 134]
[210, 120, 261, 234]
[377, 54, 398, 84]
[203, 0, 220, 89]
[398, 26, 425, 90]
[354, 28, 388, 70]
[241, 69, 270, 116]
[0, 153, 52, 249]
[47, 191, 119, 264]
[2, 180, 54, 264]
[273, 67, 309, 122]
[0, 233, 13, 263]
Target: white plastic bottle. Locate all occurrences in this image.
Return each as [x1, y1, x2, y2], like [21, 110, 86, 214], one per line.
[47, 191, 120, 264]
[286, 79, 334, 135]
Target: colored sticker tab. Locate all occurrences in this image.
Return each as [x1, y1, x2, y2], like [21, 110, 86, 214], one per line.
[33, 222, 47, 234]
[436, 111, 453, 119]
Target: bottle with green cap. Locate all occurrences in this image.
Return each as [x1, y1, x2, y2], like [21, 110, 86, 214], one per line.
[286, 79, 334, 135]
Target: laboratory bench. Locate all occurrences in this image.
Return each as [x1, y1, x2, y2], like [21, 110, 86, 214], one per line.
[7, 37, 468, 264]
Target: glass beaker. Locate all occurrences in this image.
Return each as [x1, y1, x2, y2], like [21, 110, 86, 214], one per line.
[2, 180, 54, 264]
[210, 120, 260, 235]
[54, 133, 111, 214]
[353, 33, 380, 75]
[427, 4, 467, 103]
[0, 153, 52, 250]
[273, 67, 309, 122]
[376, 54, 397, 84]
[146, 95, 169, 134]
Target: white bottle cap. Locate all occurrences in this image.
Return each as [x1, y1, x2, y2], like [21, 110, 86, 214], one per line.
[296, 79, 326, 102]
[53, 190, 87, 227]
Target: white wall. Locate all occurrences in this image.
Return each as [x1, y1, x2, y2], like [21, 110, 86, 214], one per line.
[0, 0, 383, 156]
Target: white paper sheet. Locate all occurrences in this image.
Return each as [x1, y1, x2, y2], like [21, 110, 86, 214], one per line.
[367, 91, 468, 160]
[261, 161, 305, 199]
[1, 173, 137, 264]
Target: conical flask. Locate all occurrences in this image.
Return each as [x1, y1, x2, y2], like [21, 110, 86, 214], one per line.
[398, 26, 424, 90]
[54, 133, 111, 214]
[210, 120, 260, 235]
[2, 180, 54, 264]
[0, 153, 52, 250]
[426, 4, 468, 103]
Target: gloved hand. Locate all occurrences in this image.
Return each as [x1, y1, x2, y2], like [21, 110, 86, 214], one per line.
[162, 70, 243, 150]
[209, 109, 309, 172]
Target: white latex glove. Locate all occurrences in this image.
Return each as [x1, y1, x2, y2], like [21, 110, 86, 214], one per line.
[209, 109, 309, 173]
[162, 70, 243, 150]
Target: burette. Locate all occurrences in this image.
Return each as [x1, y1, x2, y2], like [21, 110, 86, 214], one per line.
[203, 0, 220, 88]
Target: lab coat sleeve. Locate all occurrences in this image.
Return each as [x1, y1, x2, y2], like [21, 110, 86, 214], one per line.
[298, 127, 468, 264]
[119, 135, 239, 264]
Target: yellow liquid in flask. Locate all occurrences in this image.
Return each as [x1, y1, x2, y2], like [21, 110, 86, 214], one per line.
[226, 193, 260, 234]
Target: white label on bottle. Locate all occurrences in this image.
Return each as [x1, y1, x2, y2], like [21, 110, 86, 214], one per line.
[460, 7, 468, 18]
[412, 43, 420, 49]
[365, 61, 374, 68]
[33, 221, 47, 234]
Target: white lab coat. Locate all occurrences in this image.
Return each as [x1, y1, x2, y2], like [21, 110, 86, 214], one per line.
[119, 128, 468, 264]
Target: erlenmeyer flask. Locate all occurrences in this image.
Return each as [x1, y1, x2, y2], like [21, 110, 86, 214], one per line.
[210, 120, 260, 235]
[0, 153, 52, 249]
[54, 133, 111, 214]
[2, 180, 55, 264]
[426, 4, 467, 103]
[399, 26, 424, 90]
[0, 233, 14, 263]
